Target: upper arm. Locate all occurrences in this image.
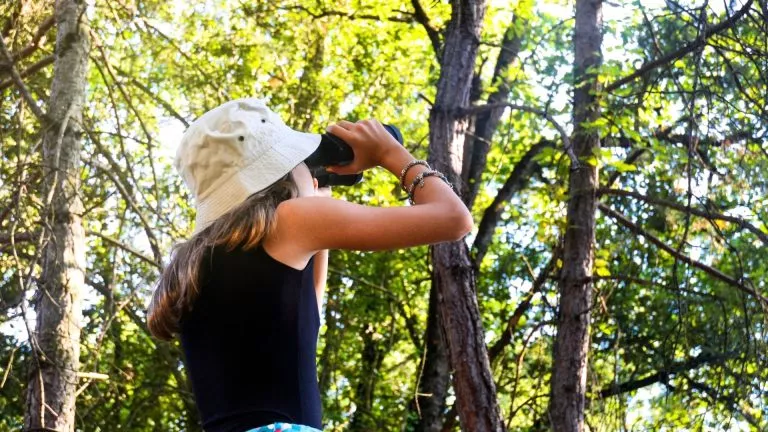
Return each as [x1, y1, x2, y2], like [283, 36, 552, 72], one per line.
[275, 196, 473, 253]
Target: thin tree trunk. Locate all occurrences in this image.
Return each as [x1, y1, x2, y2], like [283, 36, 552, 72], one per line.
[348, 318, 386, 432]
[318, 292, 340, 397]
[462, 18, 525, 206]
[549, 0, 602, 430]
[427, 1, 504, 431]
[407, 280, 450, 432]
[410, 15, 526, 430]
[24, 1, 90, 430]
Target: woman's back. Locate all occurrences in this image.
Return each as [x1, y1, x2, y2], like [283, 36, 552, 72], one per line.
[180, 245, 321, 432]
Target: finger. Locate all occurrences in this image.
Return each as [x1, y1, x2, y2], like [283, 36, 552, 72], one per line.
[326, 123, 353, 140]
[326, 164, 362, 176]
[334, 120, 356, 130]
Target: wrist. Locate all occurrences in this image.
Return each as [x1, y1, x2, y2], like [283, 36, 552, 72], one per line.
[380, 146, 414, 174]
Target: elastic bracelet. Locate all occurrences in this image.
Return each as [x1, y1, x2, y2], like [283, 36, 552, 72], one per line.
[407, 169, 453, 204]
[399, 160, 430, 191]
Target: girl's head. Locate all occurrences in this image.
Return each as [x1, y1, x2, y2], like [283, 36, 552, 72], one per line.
[173, 98, 321, 233]
[148, 99, 321, 340]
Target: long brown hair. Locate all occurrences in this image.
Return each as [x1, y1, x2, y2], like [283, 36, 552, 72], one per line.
[148, 174, 298, 340]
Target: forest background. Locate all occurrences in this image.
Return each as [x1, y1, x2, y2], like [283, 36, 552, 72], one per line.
[1, 0, 766, 431]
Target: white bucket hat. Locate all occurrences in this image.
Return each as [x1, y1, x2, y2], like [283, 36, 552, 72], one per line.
[174, 98, 321, 233]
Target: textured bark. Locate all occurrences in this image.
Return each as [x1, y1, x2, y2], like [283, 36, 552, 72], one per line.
[549, 0, 602, 431]
[461, 20, 524, 206]
[427, 1, 504, 430]
[408, 16, 524, 431]
[348, 321, 387, 432]
[407, 281, 450, 432]
[24, 1, 90, 431]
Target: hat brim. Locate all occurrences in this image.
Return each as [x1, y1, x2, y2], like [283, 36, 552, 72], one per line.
[193, 128, 321, 233]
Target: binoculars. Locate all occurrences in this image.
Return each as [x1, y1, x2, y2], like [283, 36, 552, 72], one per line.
[304, 124, 403, 187]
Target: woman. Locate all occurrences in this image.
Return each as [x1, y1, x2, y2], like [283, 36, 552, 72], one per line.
[148, 98, 472, 432]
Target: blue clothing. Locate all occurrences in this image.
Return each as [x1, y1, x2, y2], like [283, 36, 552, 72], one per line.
[245, 423, 322, 432]
[180, 245, 322, 432]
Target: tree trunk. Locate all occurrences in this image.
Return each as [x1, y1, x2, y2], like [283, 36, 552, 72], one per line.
[461, 19, 525, 206]
[24, 1, 90, 430]
[427, 1, 505, 431]
[348, 320, 386, 432]
[549, 0, 602, 430]
[407, 280, 450, 432]
[409, 14, 526, 430]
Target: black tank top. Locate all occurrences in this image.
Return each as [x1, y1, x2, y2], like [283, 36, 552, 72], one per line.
[180, 245, 321, 432]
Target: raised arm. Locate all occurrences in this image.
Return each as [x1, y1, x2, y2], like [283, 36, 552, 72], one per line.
[276, 120, 473, 253]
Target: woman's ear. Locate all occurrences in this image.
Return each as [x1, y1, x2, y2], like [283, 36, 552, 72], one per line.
[313, 178, 319, 191]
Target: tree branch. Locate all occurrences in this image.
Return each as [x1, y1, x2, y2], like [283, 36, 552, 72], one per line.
[463, 17, 525, 206]
[686, 378, 764, 429]
[327, 267, 422, 351]
[459, 102, 580, 169]
[0, 34, 46, 121]
[84, 154, 163, 265]
[278, 4, 413, 23]
[604, 0, 755, 92]
[85, 230, 160, 269]
[598, 351, 736, 398]
[2, 16, 54, 65]
[487, 254, 555, 363]
[0, 54, 54, 92]
[599, 188, 768, 246]
[0, 231, 36, 245]
[113, 65, 189, 127]
[598, 203, 768, 306]
[411, 0, 442, 60]
[472, 139, 554, 265]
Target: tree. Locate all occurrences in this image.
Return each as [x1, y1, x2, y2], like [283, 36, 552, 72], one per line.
[11, 0, 91, 430]
[426, 0, 508, 430]
[1, 1, 766, 431]
[549, 0, 602, 430]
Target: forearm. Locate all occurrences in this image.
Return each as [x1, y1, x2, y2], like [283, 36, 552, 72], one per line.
[381, 146, 465, 208]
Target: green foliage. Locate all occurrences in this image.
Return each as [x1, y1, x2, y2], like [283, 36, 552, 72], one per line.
[1, 0, 766, 430]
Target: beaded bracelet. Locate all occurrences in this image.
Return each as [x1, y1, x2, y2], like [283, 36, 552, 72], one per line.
[399, 160, 430, 192]
[407, 169, 453, 204]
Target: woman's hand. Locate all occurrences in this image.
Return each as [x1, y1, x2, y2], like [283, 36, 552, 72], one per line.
[325, 119, 403, 175]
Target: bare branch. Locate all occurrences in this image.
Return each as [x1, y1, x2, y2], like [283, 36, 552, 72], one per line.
[0, 54, 54, 92]
[604, 0, 755, 92]
[411, 0, 442, 60]
[598, 351, 737, 398]
[85, 230, 160, 269]
[472, 139, 554, 265]
[598, 203, 768, 306]
[599, 188, 768, 246]
[3, 16, 55, 64]
[460, 102, 580, 170]
[0, 35, 46, 121]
